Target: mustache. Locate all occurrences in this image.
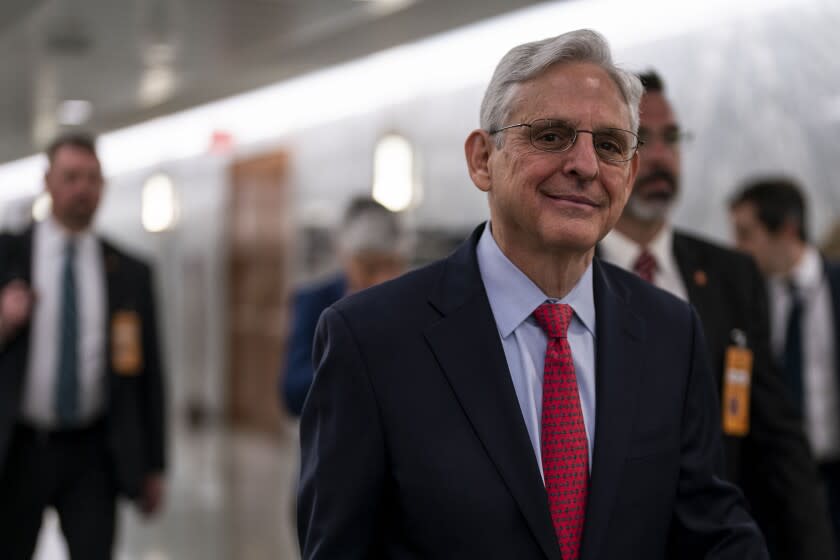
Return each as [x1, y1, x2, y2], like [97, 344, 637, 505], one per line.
[636, 168, 677, 190]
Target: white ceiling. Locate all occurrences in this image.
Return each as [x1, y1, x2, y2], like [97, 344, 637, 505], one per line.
[0, 0, 552, 164]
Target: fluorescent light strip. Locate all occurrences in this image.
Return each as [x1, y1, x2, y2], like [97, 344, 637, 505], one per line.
[0, 0, 805, 204]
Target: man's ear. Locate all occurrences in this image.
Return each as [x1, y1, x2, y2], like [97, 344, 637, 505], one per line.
[464, 130, 493, 193]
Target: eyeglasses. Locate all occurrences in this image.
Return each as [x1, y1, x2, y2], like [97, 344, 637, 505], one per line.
[637, 126, 692, 148]
[488, 118, 642, 163]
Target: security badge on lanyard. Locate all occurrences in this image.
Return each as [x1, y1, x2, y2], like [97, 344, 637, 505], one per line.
[722, 329, 753, 436]
[111, 310, 143, 375]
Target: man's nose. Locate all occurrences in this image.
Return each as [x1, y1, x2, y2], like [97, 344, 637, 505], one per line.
[562, 131, 599, 179]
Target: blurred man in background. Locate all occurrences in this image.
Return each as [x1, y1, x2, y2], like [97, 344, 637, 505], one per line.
[280, 196, 408, 416]
[730, 178, 840, 557]
[0, 133, 166, 559]
[599, 71, 833, 559]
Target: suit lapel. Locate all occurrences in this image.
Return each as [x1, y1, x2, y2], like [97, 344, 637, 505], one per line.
[7, 227, 35, 366]
[672, 233, 723, 365]
[424, 225, 560, 560]
[672, 233, 716, 325]
[824, 260, 840, 384]
[580, 260, 645, 560]
[101, 240, 121, 383]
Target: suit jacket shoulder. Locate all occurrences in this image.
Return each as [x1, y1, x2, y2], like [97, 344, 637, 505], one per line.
[672, 230, 758, 280]
[331, 257, 448, 332]
[100, 237, 153, 276]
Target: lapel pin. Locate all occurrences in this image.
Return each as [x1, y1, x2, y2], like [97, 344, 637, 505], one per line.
[694, 270, 707, 287]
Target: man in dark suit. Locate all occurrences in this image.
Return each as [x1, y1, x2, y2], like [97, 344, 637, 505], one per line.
[298, 29, 767, 559]
[280, 197, 407, 416]
[599, 73, 834, 558]
[0, 133, 166, 559]
[730, 178, 840, 557]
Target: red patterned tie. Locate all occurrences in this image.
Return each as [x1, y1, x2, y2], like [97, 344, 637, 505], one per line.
[533, 303, 588, 560]
[632, 249, 657, 283]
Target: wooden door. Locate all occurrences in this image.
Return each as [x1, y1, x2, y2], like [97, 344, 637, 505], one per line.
[227, 151, 290, 434]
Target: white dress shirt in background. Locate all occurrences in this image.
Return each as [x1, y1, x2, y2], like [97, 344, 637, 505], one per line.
[600, 224, 689, 302]
[768, 246, 840, 461]
[22, 217, 107, 429]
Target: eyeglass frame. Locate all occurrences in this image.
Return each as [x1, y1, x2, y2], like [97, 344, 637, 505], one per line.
[637, 125, 693, 149]
[488, 119, 643, 163]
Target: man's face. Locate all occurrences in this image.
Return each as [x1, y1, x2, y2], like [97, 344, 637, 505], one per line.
[729, 202, 782, 275]
[625, 90, 681, 222]
[469, 62, 638, 256]
[46, 145, 104, 231]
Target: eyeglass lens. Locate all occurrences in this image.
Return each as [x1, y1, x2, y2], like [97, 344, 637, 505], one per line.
[528, 119, 637, 162]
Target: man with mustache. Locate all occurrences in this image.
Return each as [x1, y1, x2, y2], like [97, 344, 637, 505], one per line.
[599, 71, 834, 559]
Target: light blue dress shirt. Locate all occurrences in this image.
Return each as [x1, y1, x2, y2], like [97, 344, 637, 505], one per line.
[476, 224, 597, 478]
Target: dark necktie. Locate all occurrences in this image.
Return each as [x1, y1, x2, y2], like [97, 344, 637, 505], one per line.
[632, 249, 657, 283]
[783, 280, 804, 415]
[56, 239, 79, 425]
[533, 302, 588, 560]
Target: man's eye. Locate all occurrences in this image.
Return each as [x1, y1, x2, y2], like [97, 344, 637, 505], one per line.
[596, 140, 622, 154]
[534, 128, 572, 145]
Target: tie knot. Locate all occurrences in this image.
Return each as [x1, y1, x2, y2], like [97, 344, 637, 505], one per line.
[533, 302, 574, 339]
[632, 249, 657, 283]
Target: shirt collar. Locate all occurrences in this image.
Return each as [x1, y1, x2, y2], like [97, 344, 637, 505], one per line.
[790, 245, 823, 291]
[600, 223, 677, 275]
[39, 215, 96, 254]
[476, 222, 596, 338]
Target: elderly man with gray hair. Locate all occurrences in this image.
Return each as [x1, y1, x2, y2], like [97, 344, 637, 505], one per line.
[281, 196, 408, 416]
[297, 29, 767, 559]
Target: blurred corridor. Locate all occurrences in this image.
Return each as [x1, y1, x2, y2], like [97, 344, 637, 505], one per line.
[34, 421, 300, 560]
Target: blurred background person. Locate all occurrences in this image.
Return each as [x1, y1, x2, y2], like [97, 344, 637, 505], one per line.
[280, 196, 409, 417]
[0, 133, 166, 559]
[730, 178, 840, 556]
[599, 72, 833, 559]
[822, 221, 840, 261]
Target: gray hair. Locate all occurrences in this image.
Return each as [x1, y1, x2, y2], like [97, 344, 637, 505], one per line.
[336, 196, 410, 256]
[480, 29, 642, 144]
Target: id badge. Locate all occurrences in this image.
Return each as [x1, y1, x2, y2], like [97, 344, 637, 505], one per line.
[722, 346, 753, 436]
[112, 311, 143, 375]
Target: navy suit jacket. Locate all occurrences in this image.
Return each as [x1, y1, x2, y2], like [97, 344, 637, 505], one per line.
[298, 224, 766, 559]
[280, 274, 346, 416]
[0, 227, 166, 499]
